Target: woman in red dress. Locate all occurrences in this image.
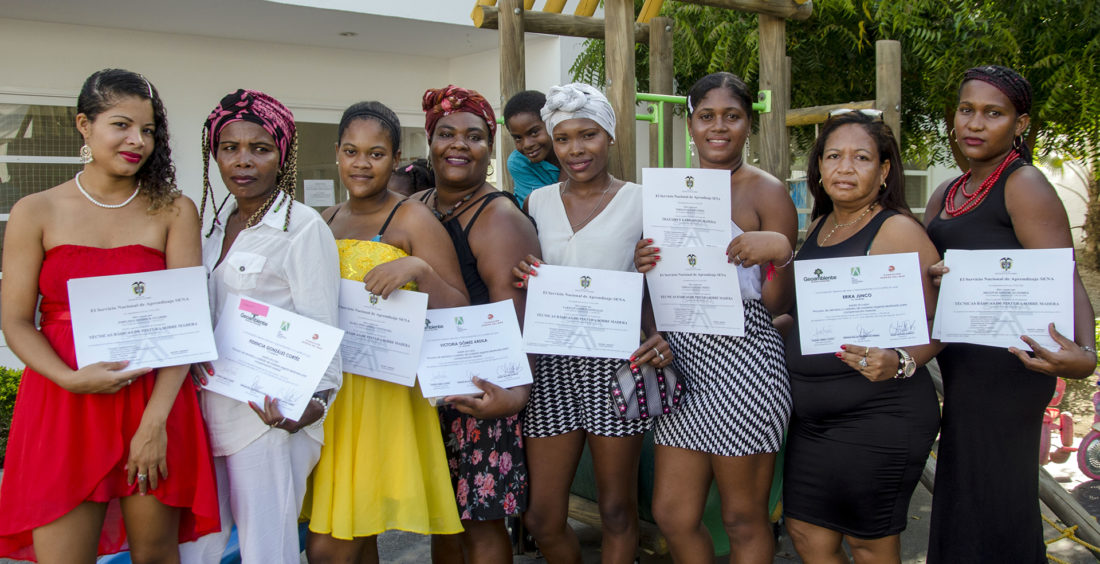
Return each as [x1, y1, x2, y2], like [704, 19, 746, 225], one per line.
[0, 68, 219, 563]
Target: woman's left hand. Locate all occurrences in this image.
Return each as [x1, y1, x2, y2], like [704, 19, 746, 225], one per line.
[727, 231, 792, 268]
[249, 395, 323, 434]
[631, 333, 674, 369]
[362, 256, 427, 298]
[837, 344, 899, 382]
[1010, 323, 1098, 380]
[127, 420, 168, 495]
[445, 378, 528, 419]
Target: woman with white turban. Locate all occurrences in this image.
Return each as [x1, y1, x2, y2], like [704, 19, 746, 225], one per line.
[512, 83, 672, 564]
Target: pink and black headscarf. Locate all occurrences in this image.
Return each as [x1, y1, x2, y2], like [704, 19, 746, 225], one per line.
[204, 89, 296, 166]
[422, 85, 497, 141]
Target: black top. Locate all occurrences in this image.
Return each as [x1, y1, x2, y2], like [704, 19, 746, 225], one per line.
[926, 158, 1027, 255]
[784, 209, 899, 376]
[419, 190, 516, 305]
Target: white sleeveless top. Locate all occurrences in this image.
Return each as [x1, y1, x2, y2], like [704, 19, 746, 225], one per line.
[731, 219, 763, 301]
[527, 181, 642, 272]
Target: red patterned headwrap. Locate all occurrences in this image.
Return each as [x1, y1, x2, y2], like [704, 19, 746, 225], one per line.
[204, 89, 296, 166]
[422, 85, 497, 141]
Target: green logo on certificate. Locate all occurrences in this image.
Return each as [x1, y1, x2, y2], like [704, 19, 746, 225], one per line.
[280, 321, 290, 331]
[455, 316, 464, 326]
[850, 267, 860, 277]
[131, 281, 145, 296]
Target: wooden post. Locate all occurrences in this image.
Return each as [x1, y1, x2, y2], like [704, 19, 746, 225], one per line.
[649, 16, 674, 168]
[758, 14, 789, 182]
[876, 39, 902, 149]
[675, 0, 813, 20]
[498, 0, 525, 193]
[605, 0, 636, 181]
[473, 6, 651, 44]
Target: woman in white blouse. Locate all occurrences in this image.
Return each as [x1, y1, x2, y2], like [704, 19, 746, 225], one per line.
[180, 89, 341, 564]
[513, 83, 672, 564]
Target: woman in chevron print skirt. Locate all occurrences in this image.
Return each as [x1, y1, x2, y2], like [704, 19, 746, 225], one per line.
[634, 72, 795, 564]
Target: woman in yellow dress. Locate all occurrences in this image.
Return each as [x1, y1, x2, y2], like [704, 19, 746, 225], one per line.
[303, 101, 470, 563]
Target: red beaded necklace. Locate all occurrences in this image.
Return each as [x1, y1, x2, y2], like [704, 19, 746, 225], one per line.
[944, 149, 1019, 217]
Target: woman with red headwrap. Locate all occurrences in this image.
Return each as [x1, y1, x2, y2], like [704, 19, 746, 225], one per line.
[415, 85, 541, 563]
[924, 65, 1096, 563]
[0, 68, 219, 562]
[179, 89, 341, 564]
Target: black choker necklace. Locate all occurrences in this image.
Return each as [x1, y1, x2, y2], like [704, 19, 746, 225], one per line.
[432, 190, 475, 220]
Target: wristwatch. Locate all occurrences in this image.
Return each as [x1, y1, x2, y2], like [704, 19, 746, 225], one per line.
[894, 348, 916, 379]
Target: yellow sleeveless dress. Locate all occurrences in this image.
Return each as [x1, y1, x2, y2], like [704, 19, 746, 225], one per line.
[303, 239, 463, 537]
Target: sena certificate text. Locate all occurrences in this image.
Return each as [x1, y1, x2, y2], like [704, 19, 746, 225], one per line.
[646, 246, 744, 336]
[338, 281, 428, 387]
[523, 264, 643, 359]
[69, 266, 217, 369]
[642, 167, 732, 248]
[932, 248, 1073, 350]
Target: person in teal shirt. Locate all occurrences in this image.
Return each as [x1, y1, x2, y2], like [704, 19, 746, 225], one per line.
[504, 90, 561, 207]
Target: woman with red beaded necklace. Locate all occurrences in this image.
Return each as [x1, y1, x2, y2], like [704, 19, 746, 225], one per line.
[923, 65, 1096, 563]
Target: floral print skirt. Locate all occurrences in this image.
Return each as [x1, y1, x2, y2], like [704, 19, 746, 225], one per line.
[438, 406, 529, 521]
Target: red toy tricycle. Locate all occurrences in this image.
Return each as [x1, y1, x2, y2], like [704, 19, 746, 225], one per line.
[1041, 378, 1076, 465]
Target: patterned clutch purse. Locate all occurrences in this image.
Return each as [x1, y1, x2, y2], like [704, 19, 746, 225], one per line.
[608, 361, 684, 420]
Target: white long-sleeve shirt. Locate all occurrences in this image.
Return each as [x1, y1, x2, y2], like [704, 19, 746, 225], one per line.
[202, 192, 342, 456]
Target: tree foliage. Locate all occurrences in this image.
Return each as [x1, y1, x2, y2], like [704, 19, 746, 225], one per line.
[570, 0, 1100, 263]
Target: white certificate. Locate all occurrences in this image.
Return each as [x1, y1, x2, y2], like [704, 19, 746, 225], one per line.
[417, 300, 532, 398]
[69, 266, 217, 369]
[642, 167, 731, 248]
[795, 253, 929, 355]
[303, 179, 335, 207]
[646, 246, 745, 336]
[932, 248, 1074, 350]
[523, 264, 643, 359]
[206, 294, 344, 420]
[338, 280, 428, 386]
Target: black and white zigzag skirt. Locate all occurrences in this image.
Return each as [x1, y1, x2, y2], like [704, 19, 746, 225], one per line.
[655, 299, 791, 457]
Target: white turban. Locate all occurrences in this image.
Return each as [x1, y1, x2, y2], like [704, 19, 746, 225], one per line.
[541, 83, 616, 140]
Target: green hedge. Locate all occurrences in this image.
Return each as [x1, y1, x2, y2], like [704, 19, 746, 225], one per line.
[0, 366, 21, 469]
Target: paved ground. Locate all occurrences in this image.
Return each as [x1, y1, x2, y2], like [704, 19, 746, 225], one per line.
[3, 451, 1100, 563]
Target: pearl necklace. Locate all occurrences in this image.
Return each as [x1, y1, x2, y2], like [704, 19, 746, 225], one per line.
[74, 172, 140, 209]
[820, 203, 876, 245]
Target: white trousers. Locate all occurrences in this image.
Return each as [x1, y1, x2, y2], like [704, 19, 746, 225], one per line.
[180, 429, 321, 564]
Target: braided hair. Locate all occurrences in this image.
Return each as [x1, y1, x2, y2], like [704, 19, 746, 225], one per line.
[77, 69, 179, 211]
[959, 65, 1033, 161]
[200, 89, 297, 236]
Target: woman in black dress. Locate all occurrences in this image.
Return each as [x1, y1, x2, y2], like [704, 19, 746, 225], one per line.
[924, 65, 1096, 564]
[782, 110, 941, 564]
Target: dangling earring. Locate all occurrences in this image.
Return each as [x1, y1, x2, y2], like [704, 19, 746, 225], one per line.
[880, 181, 887, 193]
[948, 128, 957, 144]
[1012, 135, 1024, 152]
[79, 144, 94, 164]
[486, 163, 495, 176]
[689, 139, 697, 158]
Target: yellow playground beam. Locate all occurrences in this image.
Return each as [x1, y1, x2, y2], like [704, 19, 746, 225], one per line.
[637, 0, 664, 22]
[543, 0, 568, 13]
[574, 0, 599, 17]
[524, 0, 536, 9]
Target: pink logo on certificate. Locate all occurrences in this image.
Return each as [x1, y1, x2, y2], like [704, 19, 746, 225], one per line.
[238, 299, 269, 317]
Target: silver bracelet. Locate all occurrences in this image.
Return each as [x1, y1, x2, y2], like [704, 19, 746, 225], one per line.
[777, 249, 795, 268]
[1081, 345, 1096, 354]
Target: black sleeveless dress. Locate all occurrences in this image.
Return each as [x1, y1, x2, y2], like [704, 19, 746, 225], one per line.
[418, 189, 530, 521]
[925, 159, 1052, 563]
[783, 209, 940, 539]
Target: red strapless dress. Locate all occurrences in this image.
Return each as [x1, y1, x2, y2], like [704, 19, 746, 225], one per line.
[0, 245, 220, 560]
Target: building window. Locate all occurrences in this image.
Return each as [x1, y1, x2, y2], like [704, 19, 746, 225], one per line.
[0, 102, 83, 274]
